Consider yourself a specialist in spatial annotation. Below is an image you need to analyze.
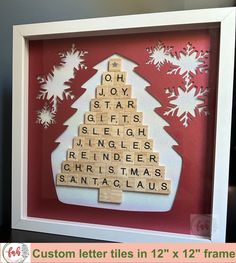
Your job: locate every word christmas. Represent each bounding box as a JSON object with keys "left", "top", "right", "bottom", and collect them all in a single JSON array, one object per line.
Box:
[{"left": 56, "top": 58, "right": 171, "bottom": 203}]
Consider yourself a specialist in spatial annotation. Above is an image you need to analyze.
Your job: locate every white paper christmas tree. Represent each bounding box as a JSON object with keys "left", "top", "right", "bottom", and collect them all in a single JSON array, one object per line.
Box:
[{"left": 52, "top": 54, "right": 182, "bottom": 211}]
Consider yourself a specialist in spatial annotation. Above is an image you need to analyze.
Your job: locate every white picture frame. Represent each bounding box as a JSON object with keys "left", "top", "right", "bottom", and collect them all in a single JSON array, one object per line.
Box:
[{"left": 12, "top": 7, "right": 235, "bottom": 242}]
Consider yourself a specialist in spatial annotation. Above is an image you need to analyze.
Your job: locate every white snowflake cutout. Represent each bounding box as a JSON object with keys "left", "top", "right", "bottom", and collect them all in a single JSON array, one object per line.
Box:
[
  {"left": 146, "top": 41, "right": 173, "bottom": 70},
  {"left": 146, "top": 40, "right": 210, "bottom": 127},
  {"left": 168, "top": 42, "right": 208, "bottom": 84},
  {"left": 36, "top": 105, "right": 56, "bottom": 129},
  {"left": 37, "top": 44, "right": 88, "bottom": 114},
  {"left": 60, "top": 44, "right": 88, "bottom": 71},
  {"left": 164, "top": 86, "right": 209, "bottom": 127}
]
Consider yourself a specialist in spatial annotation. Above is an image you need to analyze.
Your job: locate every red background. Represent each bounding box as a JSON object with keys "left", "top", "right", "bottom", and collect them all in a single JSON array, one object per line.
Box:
[{"left": 28, "top": 29, "right": 219, "bottom": 235}]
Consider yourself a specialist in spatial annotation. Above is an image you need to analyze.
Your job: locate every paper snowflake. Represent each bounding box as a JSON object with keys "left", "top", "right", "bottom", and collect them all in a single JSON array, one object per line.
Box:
[
  {"left": 164, "top": 86, "right": 209, "bottom": 127},
  {"left": 146, "top": 41, "right": 209, "bottom": 127},
  {"left": 37, "top": 44, "right": 88, "bottom": 114},
  {"left": 146, "top": 41, "right": 173, "bottom": 70},
  {"left": 36, "top": 105, "right": 56, "bottom": 129},
  {"left": 167, "top": 42, "right": 208, "bottom": 84}
]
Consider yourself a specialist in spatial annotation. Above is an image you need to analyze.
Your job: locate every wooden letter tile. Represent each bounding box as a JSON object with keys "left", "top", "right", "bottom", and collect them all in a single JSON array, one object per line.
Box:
[
  {"left": 139, "top": 166, "right": 152, "bottom": 177},
  {"left": 82, "top": 137, "right": 93, "bottom": 148},
  {"left": 107, "top": 164, "right": 117, "bottom": 176},
  {"left": 99, "top": 187, "right": 122, "bottom": 203},
  {"left": 101, "top": 99, "right": 114, "bottom": 110},
  {"left": 84, "top": 112, "right": 97, "bottom": 124},
  {"left": 124, "top": 126, "right": 135, "bottom": 138},
  {"left": 83, "top": 163, "right": 95, "bottom": 175},
  {"left": 79, "top": 124, "right": 91, "bottom": 136},
  {"left": 106, "top": 87, "right": 120, "bottom": 98},
  {"left": 56, "top": 174, "right": 67, "bottom": 186},
  {"left": 98, "top": 177, "right": 113, "bottom": 188},
  {"left": 116, "top": 164, "right": 130, "bottom": 176},
  {"left": 73, "top": 136, "right": 84, "bottom": 149},
  {"left": 108, "top": 58, "right": 122, "bottom": 72},
  {"left": 119, "top": 85, "right": 131, "bottom": 98},
  {"left": 67, "top": 149, "right": 78, "bottom": 161},
  {"left": 130, "top": 139, "right": 142, "bottom": 151},
  {"left": 123, "top": 152, "right": 134, "bottom": 164},
  {"left": 157, "top": 179, "right": 171, "bottom": 194},
  {"left": 111, "top": 125, "right": 124, "bottom": 137},
  {"left": 153, "top": 165, "right": 165, "bottom": 178},
  {"left": 130, "top": 112, "right": 143, "bottom": 124},
  {"left": 77, "top": 175, "right": 90, "bottom": 188},
  {"left": 147, "top": 152, "right": 159, "bottom": 164},
  {"left": 125, "top": 99, "right": 137, "bottom": 111},
  {"left": 90, "top": 125, "right": 103, "bottom": 136},
  {"left": 145, "top": 178, "right": 159, "bottom": 193},
  {"left": 122, "top": 177, "right": 136, "bottom": 191},
  {"left": 136, "top": 125, "right": 148, "bottom": 138},
  {"left": 111, "top": 151, "right": 122, "bottom": 163},
  {"left": 118, "top": 139, "right": 130, "bottom": 151},
  {"left": 96, "top": 113, "right": 108, "bottom": 124},
  {"left": 107, "top": 113, "right": 119, "bottom": 125},
  {"left": 92, "top": 163, "right": 106, "bottom": 176},
  {"left": 67, "top": 174, "right": 79, "bottom": 187},
  {"left": 96, "top": 85, "right": 108, "bottom": 98},
  {"left": 102, "top": 72, "right": 114, "bottom": 85},
  {"left": 77, "top": 150, "right": 90, "bottom": 162},
  {"left": 85, "top": 175, "right": 99, "bottom": 188},
  {"left": 118, "top": 113, "right": 130, "bottom": 125},
  {"left": 134, "top": 152, "right": 146, "bottom": 164},
  {"left": 114, "top": 72, "right": 126, "bottom": 85},
  {"left": 61, "top": 161, "right": 75, "bottom": 173},
  {"left": 90, "top": 99, "right": 102, "bottom": 111},
  {"left": 89, "top": 151, "right": 102, "bottom": 162},
  {"left": 141, "top": 139, "right": 153, "bottom": 151},
  {"left": 134, "top": 178, "right": 147, "bottom": 192}
]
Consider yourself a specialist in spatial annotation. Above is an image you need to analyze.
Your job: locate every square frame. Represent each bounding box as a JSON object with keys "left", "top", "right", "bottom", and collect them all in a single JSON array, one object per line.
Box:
[{"left": 12, "top": 7, "right": 235, "bottom": 242}]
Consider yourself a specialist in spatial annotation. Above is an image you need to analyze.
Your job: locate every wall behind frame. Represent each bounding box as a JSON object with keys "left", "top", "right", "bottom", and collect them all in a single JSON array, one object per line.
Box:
[{"left": 0, "top": 0, "right": 235, "bottom": 230}]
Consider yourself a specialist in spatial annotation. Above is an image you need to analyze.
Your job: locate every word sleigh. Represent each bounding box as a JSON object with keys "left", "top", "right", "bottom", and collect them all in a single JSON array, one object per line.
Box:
[{"left": 56, "top": 58, "right": 171, "bottom": 204}]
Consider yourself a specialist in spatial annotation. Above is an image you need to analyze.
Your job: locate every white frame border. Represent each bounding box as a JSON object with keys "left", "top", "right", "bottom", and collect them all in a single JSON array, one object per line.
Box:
[{"left": 12, "top": 7, "right": 235, "bottom": 242}]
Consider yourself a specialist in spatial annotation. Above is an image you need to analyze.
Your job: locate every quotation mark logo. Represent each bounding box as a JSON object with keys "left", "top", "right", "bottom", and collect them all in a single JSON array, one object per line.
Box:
[{"left": 2, "top": 243, "right": 29, "bottom": 263}]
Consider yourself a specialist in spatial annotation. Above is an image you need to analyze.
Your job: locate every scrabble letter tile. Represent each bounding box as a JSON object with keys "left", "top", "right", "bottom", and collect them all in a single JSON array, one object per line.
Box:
[
  {"left": 108, "top": 58, "right": 122, "bottom": 72},
  {"left": 99, "top": 187, "right": 122, "bottom": 203},
  {"left": 102, "top": 72, "right": 114, "bottom": 85}
]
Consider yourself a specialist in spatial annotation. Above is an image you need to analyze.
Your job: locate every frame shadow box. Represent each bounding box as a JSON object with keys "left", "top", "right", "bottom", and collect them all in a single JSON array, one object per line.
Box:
[{"left": 12, "top": 7, "right": 235, "bottom": 242}]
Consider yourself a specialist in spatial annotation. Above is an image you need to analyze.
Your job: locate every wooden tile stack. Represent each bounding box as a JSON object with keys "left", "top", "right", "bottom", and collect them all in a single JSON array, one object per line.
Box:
[{"left": 56, "top": 58, "right": 171, "bottom": 204}]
